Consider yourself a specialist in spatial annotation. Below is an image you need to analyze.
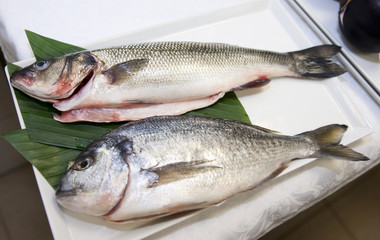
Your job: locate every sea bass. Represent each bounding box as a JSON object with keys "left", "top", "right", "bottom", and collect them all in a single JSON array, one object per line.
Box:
[
  {"left": 11, "top": 42, "right": 346, "bottom": 122},
  {"left": 55, "top": 115, "right": 368, "bottom": 222}
]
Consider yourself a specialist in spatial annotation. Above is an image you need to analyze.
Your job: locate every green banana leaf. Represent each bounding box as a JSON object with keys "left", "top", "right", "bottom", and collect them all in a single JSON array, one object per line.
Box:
[
  {"left": 15, "top": 89, "right": 119, "bottom": 150},
  {"left": 2, "top": 130, "right": 81, "bottom": 189},
  {"left": 18, "top": 88, "right": 250, "bottom": 150},
  {"left": 25, "top": 30, "right": 85, "bottom": 60},
  {"left": 3, "top": 30, "right": 251, "bottom": 189}
]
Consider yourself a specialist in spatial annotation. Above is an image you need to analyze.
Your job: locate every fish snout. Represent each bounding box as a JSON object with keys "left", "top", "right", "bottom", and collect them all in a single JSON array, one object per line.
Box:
[
  {"left": 55, "top": 181, "right": 125, "bottom": 217},
  {"left": 55, "top": 183, "right": 88, "bottom": 215},
  {"left": 10, "top": 69, "right": 37, "bottom": 88}
]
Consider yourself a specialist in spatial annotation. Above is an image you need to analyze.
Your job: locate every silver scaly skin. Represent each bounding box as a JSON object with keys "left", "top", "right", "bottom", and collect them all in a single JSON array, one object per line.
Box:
[
  {"left": 11, "top": 42, "right": 346, "bottom": 122},
  {"left": 54, "top": 42, "right": 298, "bottom": 111},
  {"left": 55, "top": 115, "right": 368, "bottom": 222}
]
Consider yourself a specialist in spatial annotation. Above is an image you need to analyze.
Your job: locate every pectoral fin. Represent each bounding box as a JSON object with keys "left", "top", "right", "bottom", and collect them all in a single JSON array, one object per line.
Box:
[
  {"left": 143, "top": 160, "right": 222, "bottom": 188},
  {"left": 103, "top": 58, "right": 149, "bottom": 84}
]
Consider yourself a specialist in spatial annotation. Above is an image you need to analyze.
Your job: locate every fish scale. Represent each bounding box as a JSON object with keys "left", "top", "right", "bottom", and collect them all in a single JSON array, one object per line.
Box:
[{"left": 92, "top": 42, "right": 274, "bottom": 71}]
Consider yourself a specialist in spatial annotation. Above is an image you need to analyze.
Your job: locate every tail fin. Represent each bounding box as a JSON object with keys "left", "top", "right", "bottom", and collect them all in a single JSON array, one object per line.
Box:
[
  {"left": 290, "top": 45, "right": 346, "bottom": 79},
  {"left": 298, "top": 124, "right": 369, "bottom": 161}
]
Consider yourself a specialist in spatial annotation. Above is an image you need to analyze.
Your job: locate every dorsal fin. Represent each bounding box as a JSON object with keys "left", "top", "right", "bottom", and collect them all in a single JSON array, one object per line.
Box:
[{"left": 249, "top": 124, "right": 279, "bottom": 134}]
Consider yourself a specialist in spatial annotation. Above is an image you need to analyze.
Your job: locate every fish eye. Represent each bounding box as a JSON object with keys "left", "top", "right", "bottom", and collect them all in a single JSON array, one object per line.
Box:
[
  {"left": 33, "top": 60, "right": 50, "bottom": 70},
  {"left": 88, "top": 56, "right": 97, "bottom": 64},
  {"left": 74, "top": 157, "right": 92, "bottom": 171}
]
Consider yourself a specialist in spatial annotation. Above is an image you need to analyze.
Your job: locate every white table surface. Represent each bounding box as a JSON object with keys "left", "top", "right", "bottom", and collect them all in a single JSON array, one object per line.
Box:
[
  {"left": 0, "top": 0, "right": 252, "bottom": 63},
  {"left": 1, "top": 0, "right": 380, "bottom": 239}
]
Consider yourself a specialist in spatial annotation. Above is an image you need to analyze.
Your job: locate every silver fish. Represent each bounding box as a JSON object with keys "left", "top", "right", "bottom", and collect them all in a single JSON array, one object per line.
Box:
[
  {"left": 11, "top": 42, "right": 346, "bottom": 122},
  {"left": 55, "top": 115, "right": 368, "bottom": 222}
]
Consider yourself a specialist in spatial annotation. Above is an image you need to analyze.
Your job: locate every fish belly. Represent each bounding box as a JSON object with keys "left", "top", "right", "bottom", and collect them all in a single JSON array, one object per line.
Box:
[
  {"left": 54, "top": 93, "right": 224, "bottom": 122},
  {"left": 105, "top": 158, "right": 284, "bottom": 222}
]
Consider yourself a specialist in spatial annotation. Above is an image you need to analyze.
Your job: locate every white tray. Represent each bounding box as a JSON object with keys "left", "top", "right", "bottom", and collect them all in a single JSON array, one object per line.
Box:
[
  {"left": 6, "top": 0, "right": 373, "bottom": 239},
  {"left": 290, "top": 0, "right": 380, "bottom": 104}
]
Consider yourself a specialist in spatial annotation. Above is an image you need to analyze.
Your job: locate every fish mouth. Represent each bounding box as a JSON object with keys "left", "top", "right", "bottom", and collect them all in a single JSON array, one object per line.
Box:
[
  {"left": 55, "top": 187, "right": 77, "bottom": 198},
  {"left": 55, "top": 67, "right": 97, "bottom": 104},
  {"left": 11, "top": 79, "right": 61, "bottom": 103},
  {"left": 56, "top": 53, "right": 99, "bottom": 102},
  {"left": 52, "top": 67, "right": 97, "bottom": 112},
  {"left": 55, "top": 179, "right": 79, "bottom": 198},
  {"left": 10, "top": 69, "right": 49, "bottom": 101},
  {"left": 67, "top": 68, "right": 96, "bottom": 99}
]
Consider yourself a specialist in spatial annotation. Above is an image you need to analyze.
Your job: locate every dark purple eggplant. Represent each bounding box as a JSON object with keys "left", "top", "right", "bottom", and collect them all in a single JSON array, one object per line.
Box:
[{"left": 339, "top": 0, "right": 380, "bottom": 52}]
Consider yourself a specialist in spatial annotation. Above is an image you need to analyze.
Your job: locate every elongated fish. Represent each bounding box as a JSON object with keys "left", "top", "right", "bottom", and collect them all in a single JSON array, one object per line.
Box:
[
  {"left": 55, "top": 115, "right": 368, "bottom": 222},
  {"left": 11, "top": 42, "right": 346, "bottom": 122}
]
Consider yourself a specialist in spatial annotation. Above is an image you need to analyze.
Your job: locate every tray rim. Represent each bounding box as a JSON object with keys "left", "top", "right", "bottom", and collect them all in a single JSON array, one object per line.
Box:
[
  {"left": 3, "top": 0, "right": 374, "bottom": 238},
  {"left": 288, "top": 0, "right": 380, "bottom": 104}
]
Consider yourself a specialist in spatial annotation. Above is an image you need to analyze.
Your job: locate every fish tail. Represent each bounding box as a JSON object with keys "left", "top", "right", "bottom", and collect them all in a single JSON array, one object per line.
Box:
[
  {"left": 290, "top": 45, "right": 346, "bottom": 79},
  {"left": 299, "top": 124, "right": 369, "bottom": 161}
]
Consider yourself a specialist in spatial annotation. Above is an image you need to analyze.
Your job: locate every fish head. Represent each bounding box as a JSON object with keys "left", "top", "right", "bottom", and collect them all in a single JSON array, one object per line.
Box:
[
  {"left": 55, "top": 141, "right": 129, "bottom": 216},
  {"left": 10, "top": 51, "right": 98, "bottom": 102}
]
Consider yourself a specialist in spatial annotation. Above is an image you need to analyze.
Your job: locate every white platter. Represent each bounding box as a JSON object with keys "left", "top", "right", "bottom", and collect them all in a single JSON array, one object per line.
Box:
[
  {"left": 290, "top": 0, "right": 380, "bottom": 103},
  {"left": 5, "top": 0, "right": 373, "bottom": 239}
]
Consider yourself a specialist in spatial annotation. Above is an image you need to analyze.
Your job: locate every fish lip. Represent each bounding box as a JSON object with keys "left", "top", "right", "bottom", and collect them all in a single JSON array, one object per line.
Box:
[{"left": 55, "top": 186, "right": 77, "bottom": 198}]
